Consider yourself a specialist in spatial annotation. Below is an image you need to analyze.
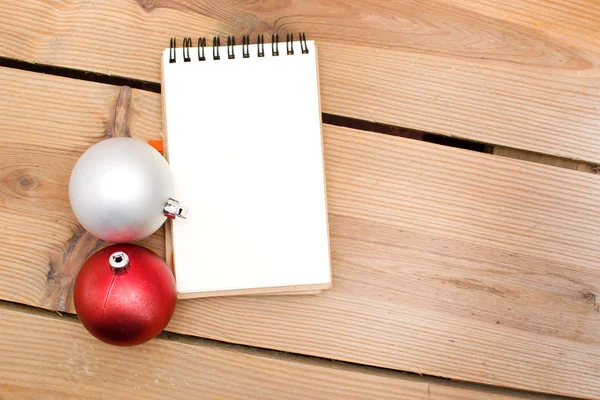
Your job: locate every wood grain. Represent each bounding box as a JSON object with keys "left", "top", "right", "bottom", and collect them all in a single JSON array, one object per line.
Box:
[
  {"left": 1, "top": 0, "right": 599, "bottom": 162},
  {"left": 3, "top": 305, "right": 558, "bottom": 400},
  {"left": 1, "top": 67, "right": 600, "bottom": 397}
]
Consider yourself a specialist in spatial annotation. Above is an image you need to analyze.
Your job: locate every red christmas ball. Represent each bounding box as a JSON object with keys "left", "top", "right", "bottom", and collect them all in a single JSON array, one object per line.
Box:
[{"left": 74, "top": 244, "right": 177, "bottom": 346}]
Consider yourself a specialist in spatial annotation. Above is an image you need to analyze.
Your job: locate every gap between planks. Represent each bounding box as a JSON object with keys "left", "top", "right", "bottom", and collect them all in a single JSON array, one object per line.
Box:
[
  {"left": 1, "top": 56, "right": 596, "bottom": 175},
  {"left": 0, "top": 299, "right": 573, "bottom": 400}
]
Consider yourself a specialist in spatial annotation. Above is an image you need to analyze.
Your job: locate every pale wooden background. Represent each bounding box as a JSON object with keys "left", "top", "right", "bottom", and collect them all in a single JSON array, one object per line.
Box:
[{"left": 0, "top": 0, "right": 599, "bottom": 399}]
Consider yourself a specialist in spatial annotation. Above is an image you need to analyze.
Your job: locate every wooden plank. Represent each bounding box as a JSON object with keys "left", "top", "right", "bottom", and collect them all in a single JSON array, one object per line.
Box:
[
  {"left": 442, "top": 0, "right": 600, "bottom": 42},
  {"left": 1, "top": 67, "right": 600, "bottom": 398},
  {"left": 1, "top": 0, "right": 599, "bottom": 163},
  {"left": 3, "top": 305, "right": 555, "bottom": 400}
]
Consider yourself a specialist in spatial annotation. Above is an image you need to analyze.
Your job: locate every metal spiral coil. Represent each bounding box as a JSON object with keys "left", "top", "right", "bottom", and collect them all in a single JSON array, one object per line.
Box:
[
  {"left": 272, "top": 33, "right": 280, "bottom": 56},
  {"left": 182, "top": 37, "right": 192, "bottom": 62},
  {"left": 168, "top": 33, "right": 309, "bottom": 62},
  {"left": 169, "top": 38, "right": 176, "bottom": 63},
  {"left": 242, "top": 35, "right": 250, "bottom": 58},
  {"left": 198, "top": 37, "right": 206, "bottom": 61},
  {"left": 213, "top": 36, "right": 221, "bottom": 60},
  {"left": 227, "top": 36, "right": 235, "bottom": 59}
]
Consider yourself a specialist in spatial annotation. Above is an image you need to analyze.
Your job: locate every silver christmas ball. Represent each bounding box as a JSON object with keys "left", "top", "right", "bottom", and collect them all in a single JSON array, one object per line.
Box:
[{"left": 69, "top": 137, "right": 186, "bottom": 242}]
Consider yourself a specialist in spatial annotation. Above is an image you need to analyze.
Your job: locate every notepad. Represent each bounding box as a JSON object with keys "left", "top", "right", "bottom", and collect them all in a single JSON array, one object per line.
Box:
[{"left": 162, "top": 35, "right": 331, "bottom": 298}]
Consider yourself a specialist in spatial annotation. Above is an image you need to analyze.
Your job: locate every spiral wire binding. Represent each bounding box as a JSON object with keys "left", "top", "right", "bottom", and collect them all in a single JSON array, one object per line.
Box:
[
  {"left": 272, "top": 34, "right": 280, "bottom": 56},
  {"left": 227, "top": 36, "right": 236, "bottom": 59},
  {"left": 169, "top": 33, "right": 309, "bottom": 62},
  {"left": 242, "top": 35, "right": 250, "bottom": 58},
  {"left": 257, "top": 34, "right": 265, "bottom": 57},
  {"left": 182, "top": 37, "right": 192, "bottom": 62},
  {"left": 213, "top": 37, "right": 221, "bottom": 60},
  {"left": 169, "top": 38, "right": 176, "bottom": 63},
  {"left": 286, "top": 33, "right": 294, "bottom": 55},
  {"left": 198, "top": 37, "right": 206, "bottom": 61},
  {"left": 300, "top": 33, "right": 309, "bottom": 54}
]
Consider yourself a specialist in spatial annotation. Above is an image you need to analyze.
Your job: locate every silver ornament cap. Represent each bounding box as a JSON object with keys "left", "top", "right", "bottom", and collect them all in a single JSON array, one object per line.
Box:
[
  {"left": 69, "top": 137, "right": 187, "bottom": 242},
  {"left": 164, "top": 198, "right": 189, "bottom": 219},
  {"left": 109, "top": 251, "right": 130, "bottom": 274}
]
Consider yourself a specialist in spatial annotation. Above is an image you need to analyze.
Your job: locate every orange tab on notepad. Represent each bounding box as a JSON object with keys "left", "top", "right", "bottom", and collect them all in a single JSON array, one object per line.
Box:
[{"left": 148, "top": 140, "right": 164, "bottom": 154}]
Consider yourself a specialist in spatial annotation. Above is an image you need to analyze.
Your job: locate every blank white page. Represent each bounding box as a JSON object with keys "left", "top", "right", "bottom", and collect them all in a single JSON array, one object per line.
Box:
[{"left": 162, "top": 40, "right": 331, "bottom": 297}]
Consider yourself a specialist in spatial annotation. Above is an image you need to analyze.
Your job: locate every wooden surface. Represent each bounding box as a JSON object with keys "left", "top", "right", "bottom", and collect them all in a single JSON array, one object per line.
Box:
[
  {"left": 1, "top": 0, "right": 600, "bottom": 163},
  {"left": 2, "top": 0, "right": 599, "bottom": 398},
  {"left": 4, "top": 305, "right": 559, "bottom": 400},
  {"left": 1, "top": 67, "right": 600, "bottom": 398}
]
